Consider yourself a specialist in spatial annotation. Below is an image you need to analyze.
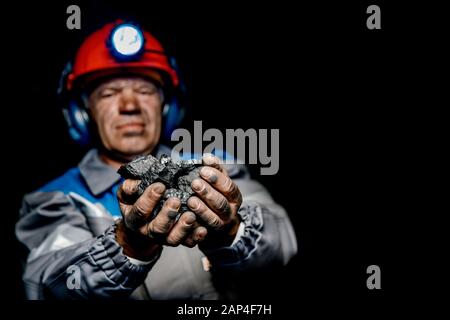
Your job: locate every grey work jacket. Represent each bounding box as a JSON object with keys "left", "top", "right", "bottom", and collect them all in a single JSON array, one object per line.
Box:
[{"left": 16, "top": 146, "right": 297, "bottom": 299}]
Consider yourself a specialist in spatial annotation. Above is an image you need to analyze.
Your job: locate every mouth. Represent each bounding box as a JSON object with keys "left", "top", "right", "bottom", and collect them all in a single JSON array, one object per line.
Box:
[{"left": 116, "top": 122, "right": 145, "bottom": 130}]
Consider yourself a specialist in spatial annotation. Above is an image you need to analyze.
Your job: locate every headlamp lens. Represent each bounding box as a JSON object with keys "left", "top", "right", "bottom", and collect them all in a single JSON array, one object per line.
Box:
[{"left": 111, "top": 24, "right": 144, "bottom": 58}]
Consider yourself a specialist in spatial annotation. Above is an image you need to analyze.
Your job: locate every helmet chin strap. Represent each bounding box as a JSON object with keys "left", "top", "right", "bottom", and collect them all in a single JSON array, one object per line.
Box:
[
  {"left": 162, "top": 103, "right": 170, "bottom": 117},
  {"left": 79, "top": 92, "right": 91, "bottom": 111},
  {"left": 158, "top": 87, "right": 167, "bottom": 116}
]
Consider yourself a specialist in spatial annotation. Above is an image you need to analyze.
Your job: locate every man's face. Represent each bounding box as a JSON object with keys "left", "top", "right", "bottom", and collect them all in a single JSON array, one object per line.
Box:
[{"left": 88, "top": 76, "right": 163, "bottom": 158}]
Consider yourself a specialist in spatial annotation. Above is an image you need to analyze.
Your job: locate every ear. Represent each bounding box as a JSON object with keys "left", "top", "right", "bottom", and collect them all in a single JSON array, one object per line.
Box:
[{"left": 80, "top": 92, "right": 98, "bottom": 120}]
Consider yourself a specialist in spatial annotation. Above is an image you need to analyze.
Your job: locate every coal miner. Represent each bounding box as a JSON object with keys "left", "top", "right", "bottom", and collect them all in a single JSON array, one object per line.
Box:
[{"left": 15, "top": 21, "right": 297, "bottom": 299}]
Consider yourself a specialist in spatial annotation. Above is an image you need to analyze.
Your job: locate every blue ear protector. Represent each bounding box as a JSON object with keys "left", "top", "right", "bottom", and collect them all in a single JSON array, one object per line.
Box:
[
  {"left": 57, "top": 61, "right": 92, "bottom": 147},
  {"left": 58, "top": 57, "right": 186, "bottom": 147}
]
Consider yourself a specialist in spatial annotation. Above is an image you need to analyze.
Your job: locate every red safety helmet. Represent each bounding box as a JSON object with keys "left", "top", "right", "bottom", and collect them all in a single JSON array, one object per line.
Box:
[{"left": 66, "top": 20, "right": 179, "bottom": 91}]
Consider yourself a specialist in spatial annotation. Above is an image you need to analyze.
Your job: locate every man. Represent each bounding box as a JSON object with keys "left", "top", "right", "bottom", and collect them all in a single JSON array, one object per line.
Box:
[{"left": 16, "top": 21, "right": 297, "bottom": 299}]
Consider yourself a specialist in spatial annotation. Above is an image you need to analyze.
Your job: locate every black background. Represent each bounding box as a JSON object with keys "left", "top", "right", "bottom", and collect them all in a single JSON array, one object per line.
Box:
[{"left": 0, "top": 0, "right": 435, "bottom": 316}]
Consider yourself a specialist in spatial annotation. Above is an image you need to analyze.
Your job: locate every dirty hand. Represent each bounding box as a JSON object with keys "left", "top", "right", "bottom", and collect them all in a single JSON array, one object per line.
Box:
[
  {"left": 116, "top": 181, "right": 207, "bottom": 261},
  {"left": 188, "top": 154, "right": 242, "bottom": 249}
]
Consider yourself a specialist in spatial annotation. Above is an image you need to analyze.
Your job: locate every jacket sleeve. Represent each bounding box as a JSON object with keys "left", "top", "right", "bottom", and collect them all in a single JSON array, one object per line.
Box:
[
  {"left": 201, "top": 165, "right": 298, "bottom": 270},
  {"left": 15, "top": 191, "right": 159, "bottom": 299}
]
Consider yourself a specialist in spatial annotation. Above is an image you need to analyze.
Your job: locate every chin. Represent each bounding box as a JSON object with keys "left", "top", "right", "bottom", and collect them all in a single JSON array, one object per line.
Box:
[{"left": 117, "top": 140, "right": 155, "bottom": 157}]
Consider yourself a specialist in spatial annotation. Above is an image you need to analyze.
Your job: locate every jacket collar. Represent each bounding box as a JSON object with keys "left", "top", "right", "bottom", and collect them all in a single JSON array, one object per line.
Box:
[{"left": 78, "top": 145, "right": 172, "bottom": 196}]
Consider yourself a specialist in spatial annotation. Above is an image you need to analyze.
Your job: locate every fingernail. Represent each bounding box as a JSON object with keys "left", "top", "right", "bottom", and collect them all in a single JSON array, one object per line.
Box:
[
  {"left": 198, "top": 227, "right": 207, "bottom": 239},
  {"left": 200, "top": 167, "right": 213, "bottom": 178},
  {"left": 188, "top": 197, "right": 200, "bottom": 210},
  {"left": 168, "top": 198, "right": 181, "bottom": 210},
  {"left": 153, "top": 183, "right": 165, "bottom": 194},
  {"left": 124, "top": 179, "right": 139, "bottom": 193},
  {"left": 203, "top": 153, "right": 213, "bottom": 159},
  {"left": 203, "top": 153, "right": 216, "bottom": 164},
  {"left": 192, "top": 179, "right": 203, "bottom": 191},
  {"left": 184, "top": 212, "right": 196, "bottom": 224}
]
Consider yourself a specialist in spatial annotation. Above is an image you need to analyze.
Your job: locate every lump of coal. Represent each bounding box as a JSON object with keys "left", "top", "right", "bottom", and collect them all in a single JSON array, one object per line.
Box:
[{"left": 118, "top": 154, "right": 202, "bottom": 216}]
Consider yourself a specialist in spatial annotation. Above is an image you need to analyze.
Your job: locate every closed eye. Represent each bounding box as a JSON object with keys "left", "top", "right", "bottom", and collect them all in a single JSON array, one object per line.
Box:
[
  {"left": 136, "top": 87, "right": 158, "bottom": 95},
  {"left": 99, "top": 89, "right": 119, "bottom": 98}
]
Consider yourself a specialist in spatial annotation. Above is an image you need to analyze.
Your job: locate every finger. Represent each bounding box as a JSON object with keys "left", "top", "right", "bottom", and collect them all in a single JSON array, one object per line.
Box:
[
  {"left": 187, "top": 196, "right": 225, "bottom": 230},
  {"left": 199, "top": 167, "right": 242, "bottom": 205},
  {"left": 183, "top": 225, "right": 208, "bottom": 248},
  {"left": 143, "top": 197, "right": 181, "bottom": 237},
  {"left": 166, "top": 211, "right": 196, "bottom": 246},
  {"left": 117, "top": 179, "right": 141, "bottom": 205},
  {"left": 181, "top": 221, "right": 203, "bottom": 247},
  {"left": 202, "top": 154, "right": 227, "bottom": 175},
  {"left": 192, "top": 179, "right": 231, "bottom": 218},
  {"left": 123, "top": 182, "right": 165, "bottom": 231},
  {"left": 191, "top": 178, "right": 232, "bottom": 218}
]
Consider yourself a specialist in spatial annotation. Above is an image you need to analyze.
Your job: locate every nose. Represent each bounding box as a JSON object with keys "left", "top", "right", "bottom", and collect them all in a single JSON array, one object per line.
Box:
[{"left": 119, "top": 87, "right": 141, "bottom": 115}]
